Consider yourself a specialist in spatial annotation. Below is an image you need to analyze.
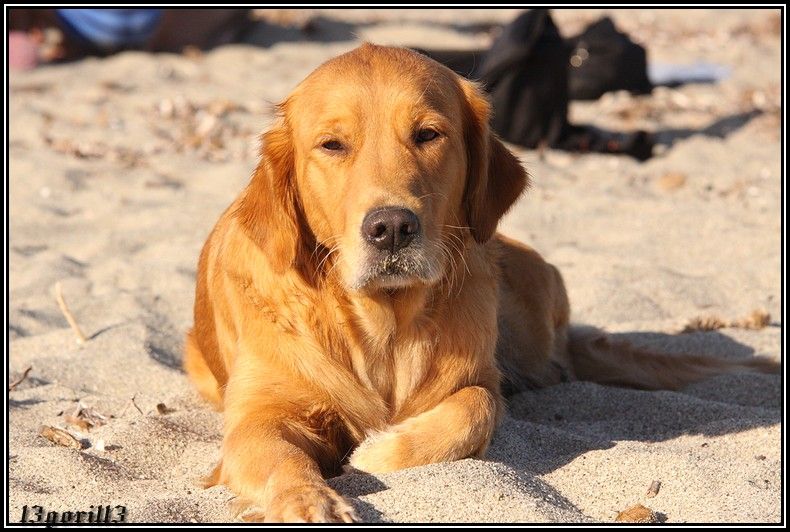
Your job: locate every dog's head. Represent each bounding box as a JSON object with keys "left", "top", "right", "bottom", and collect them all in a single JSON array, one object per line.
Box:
[{"left": 238, "top": 43, "right": 528, "bottom": 292}]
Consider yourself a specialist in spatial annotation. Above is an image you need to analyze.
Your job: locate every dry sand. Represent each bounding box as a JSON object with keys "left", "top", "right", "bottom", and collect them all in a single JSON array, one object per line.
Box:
[{"left": 8, "top": 9, "right": 782, "bottom": 523}]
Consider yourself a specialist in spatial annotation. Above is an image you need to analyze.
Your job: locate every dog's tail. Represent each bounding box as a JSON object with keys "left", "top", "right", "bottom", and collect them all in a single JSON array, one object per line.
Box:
[{"left": 567, "top": 326, "right": 779, "bottom": 390}]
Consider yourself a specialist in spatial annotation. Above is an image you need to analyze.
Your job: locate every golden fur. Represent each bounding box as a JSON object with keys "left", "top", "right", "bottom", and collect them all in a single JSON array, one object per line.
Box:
[{"left": 184, "top": 44, "right": 777, "bottom": 522}]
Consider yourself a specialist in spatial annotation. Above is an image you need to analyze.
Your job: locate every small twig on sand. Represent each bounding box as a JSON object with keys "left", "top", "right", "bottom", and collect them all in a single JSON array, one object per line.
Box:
[
  {"left": 8, "top": 365, "right": 32, "bottom": 391},
  {"left": 118, "top": 394, "right": 145, "bottom": 418},
  {"left": 55, "top": 282, "right": 88, "bottom": 345},
  {"left": 130, "top": 394, "right": 144, "bottom": 415}
]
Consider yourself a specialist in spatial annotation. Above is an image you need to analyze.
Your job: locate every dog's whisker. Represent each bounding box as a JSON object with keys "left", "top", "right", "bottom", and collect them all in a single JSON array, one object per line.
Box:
[
  {"left": 318, "top": 244, "right": 342, "bottom": 276},
  {"left": 416, "top": 191, "right": 449, "bottom": 202},
  {"left": 437, "top": 242, "right": 453, "bottom": 295},
  {"left": 440, "top": 232, "right": 470, "bottom": 296},
  {"left": 310, "top": 234, "right": 343, "bottom": 270},
  {"left": 443, "top": 224, "right": 472, "bottom": 231},
  {"left": 437, "top": 240, "right": 460, "bottom": 297}
]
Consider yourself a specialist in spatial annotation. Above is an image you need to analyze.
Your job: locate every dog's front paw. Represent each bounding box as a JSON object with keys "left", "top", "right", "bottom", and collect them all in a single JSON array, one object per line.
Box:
[
  {"left": 349, "top": 429, "right": 412, "bottom": 474},
  {"left": 241, "top": 484, "right": 357, "bottom": 523}
]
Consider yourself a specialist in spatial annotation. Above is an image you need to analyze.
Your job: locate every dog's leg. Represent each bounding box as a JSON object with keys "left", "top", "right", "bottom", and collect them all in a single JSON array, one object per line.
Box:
[
  {"left": 219, "top": 411, "right": 356, "bottom": 523},
  {"left": 222, "top": 423, "right": 355, "bottom": 522},
  {"left": 183, "top": 330, "right": 224, "bottom": 408},
  {"left": 348, "top": 385, "right": 500, "bottom": 474},
  {"left": 219, "top": 369, "right": 356, "bottom": 523}
]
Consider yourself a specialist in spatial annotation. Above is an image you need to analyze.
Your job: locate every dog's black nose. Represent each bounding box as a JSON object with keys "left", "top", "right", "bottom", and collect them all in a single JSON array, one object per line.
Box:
[{"left": 362, "top": 207, "right": 420, "bottom": 253}]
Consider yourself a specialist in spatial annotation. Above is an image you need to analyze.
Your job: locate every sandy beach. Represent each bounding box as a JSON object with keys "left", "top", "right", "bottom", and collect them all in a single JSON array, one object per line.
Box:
[{"left": 8, "top": 9, "right": 781, "bottom": 523}]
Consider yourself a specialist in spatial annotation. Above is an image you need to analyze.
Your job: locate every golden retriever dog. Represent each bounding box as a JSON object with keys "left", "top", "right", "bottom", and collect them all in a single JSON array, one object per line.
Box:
[{"left": 184, "top": 43, "right": 777, "bottom": 522}]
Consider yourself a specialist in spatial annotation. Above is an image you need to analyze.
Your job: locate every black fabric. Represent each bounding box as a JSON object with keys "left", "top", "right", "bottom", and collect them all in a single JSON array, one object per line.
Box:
[
  {"left": 567, "top": 16, "right": 653, "bottom": 100},
  {"left": 553, "top": 125, "right": 654, "bottom": 162},
  {"left": 416, "top": 9, "right": 655, "bottom": 160},
  {"left": 474, "top": 9, "right": 571, "bottom": 149}
]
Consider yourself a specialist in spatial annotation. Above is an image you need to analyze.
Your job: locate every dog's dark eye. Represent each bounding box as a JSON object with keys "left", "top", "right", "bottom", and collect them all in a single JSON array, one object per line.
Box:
[
  {"left": 321, "top": 140, "right": 344, "bottom": 152},
  {"left": 415, "top": 128, "right": 440, "bottom": 144}
]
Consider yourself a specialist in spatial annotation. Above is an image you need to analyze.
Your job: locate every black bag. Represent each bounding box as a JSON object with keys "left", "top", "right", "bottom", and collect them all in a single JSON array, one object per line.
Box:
[
  {"left": 416, "top": 9, "right": 654, "bottom": 161},
  {"left": 473, "top": 9, "right": 571, "bottom": 149},
  {"left": 567, "top": 16, "right": 653, "bottom": 100}
]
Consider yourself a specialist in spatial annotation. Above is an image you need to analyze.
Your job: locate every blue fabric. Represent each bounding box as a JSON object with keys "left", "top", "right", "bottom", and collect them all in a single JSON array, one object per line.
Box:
[{"left": 56, "top": 9, "right": 163, "bottom": 50}]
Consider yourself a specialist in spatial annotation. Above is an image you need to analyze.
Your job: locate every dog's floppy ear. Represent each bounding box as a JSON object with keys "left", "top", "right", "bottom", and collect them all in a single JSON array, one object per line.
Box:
[
  {"left": 461, "top": 80, "right": 529, "bottom": 243},
  {"left": 236, "top": 107, "right": 308, "bottom": 273}
]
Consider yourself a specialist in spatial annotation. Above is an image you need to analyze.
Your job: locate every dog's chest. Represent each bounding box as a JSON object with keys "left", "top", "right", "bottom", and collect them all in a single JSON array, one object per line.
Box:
[{"left": 345, "top": 296, "right": 440, "bottom": 413}]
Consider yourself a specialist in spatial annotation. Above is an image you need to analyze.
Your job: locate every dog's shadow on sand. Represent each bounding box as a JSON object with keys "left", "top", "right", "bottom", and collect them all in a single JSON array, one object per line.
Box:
[{"left": 488, "top": 328, "right": 780, "bottom": 478}]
